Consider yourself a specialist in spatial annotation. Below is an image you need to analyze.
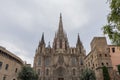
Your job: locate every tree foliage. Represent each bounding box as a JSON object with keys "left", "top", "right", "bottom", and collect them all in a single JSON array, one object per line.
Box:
[
  {"left": 117, "top": 65, "right": 120, "bottom": 75},
  {"left": 102, "top": 66, "right": 110, "bottom": 80},
  {"left": 18, "top": 66, "right": 38, "bottom": 80},
  {"left": 103, "top": 0, "right": 120, "bottom": 45},
  {"left": 80, "top": 68, "right": 96, "bottom": 80}
]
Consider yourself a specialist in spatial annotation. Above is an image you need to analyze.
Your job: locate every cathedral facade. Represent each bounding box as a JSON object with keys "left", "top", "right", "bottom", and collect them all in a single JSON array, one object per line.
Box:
[{"left": 33, "top": 14, "right": 86, "bottom": 80}]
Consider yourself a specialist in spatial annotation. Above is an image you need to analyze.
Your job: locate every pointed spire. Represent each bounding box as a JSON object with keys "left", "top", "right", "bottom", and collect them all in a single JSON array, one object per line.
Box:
[
  {"left": 41, "top": 33, "right": 45, "bottom": 44},
  {"left": 77, "top": 33, "right": 81, "bottom": 45},
  {"left": 58, "top": 13, "right": 64, "bottom": 36},
  {"left": 39, "top": 33, "right": 45, "bottom": 47}
]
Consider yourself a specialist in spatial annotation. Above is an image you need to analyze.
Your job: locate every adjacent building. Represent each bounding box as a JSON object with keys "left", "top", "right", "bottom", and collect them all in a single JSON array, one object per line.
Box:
[
  {"left": 0, "top": 46, "right": 24, "bottom": 80},
  {"left": 84, "top": 37, "right": 113, "bottom": 80},
  {"left": 108, "top": 45, "right": 120, "bottom": 72}
]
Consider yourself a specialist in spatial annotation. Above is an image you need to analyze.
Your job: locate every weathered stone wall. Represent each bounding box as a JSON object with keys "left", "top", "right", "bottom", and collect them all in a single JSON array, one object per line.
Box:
[{"left": 0, "top": 46, "right": 24, "bottom": 80}]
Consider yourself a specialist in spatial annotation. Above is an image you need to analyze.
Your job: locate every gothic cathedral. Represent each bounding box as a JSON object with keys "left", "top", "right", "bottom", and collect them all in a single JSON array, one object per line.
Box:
[{"left": 33, "top": 14, "right": 86, "bottom": 80}]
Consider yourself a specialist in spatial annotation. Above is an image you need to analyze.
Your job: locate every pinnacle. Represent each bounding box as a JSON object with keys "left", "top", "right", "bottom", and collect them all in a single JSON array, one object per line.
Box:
[
  {"left": 39, "top": 33, "right": 45, "bottom": 46},
  {"left": 77, "top": 33, "right": 82, "bottom": 45},
  {"left": 57, "top": 13, "right": 64, "bottom": 37}
]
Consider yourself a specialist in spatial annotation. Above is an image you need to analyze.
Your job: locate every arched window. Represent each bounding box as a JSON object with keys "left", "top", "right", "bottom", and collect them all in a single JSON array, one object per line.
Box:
[
  {"left": 105, "top": 54, "right": 107, "bottom": 57},
  {"left": 60, "top": 39, "right": 62, "bottom": 48},
  {"left": 106, "top": 63, "right": 109, "bottom": 66},
  {"left": 99, "top": 54, "right": 102, "bottom": 57},
  {"left": 46, "top": 69, "right": 49, "bottom": 75},
  {"left": 3, "top": 76, "right": 6, "bottom": 80},
  {"left": 38, "top": 69, "right": 40, "bottom": 75},
  {"left": 0, "top": 61, "right": 3, "bottom": 69},
  {"left": 38, "top": 57, "right": 41, "bottom": 65},
  {"left": 45, "top": 57, "right": 50, "bottom": 66},
  {"left": 72, "top": 57, "right": 76, "bottom": 65},
  {"left": 102, "top": 63, "right": 104, "bottom": 66},
  {"left": 15, "top": 68, "right": 18, "bottom": 73},
  {"left": 80, "top": 59, "right": 83, "bottom": 65},
  {"left": 73, "top": 69, "right": 76, "bottom": 75},
  {"left": 5, "top": 64, "right": 9, "bottom": 70}
]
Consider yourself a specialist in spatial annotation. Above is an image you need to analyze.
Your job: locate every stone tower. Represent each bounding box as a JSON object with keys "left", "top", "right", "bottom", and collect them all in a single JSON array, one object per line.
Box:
[{"left": 33, "top": 14, "right": 86, "bottom": 80}]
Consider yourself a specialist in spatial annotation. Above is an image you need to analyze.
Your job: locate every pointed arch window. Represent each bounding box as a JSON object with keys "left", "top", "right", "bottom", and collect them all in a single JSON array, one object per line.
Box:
[
  {"left": 38, "top": 69, "right": 40, "bottom": 75},
  {"left": 5, "top": 64, "right": 9, "bottom": 70},
  {"left": 46, "top": 69, "right": 49, "bottom": 75},
  {"left": 71, "top": 57, "right": 76, "bottom": 65},
  {"left": 38, "top": 57, "right": 41, "bottom": 65},
  {"left": 0, "top": 61, "right": 3, "bottom": 69},
  {"left": 80, "top": 59, "right": 83, "bottom": 65},
  {"left": 60, "top": 39, "right": 62, "bottom": 48},
  {"left": 45, "top": 57, "right": 50, "bottom": 66},
  {"left": 73, "top": 69, "right": 76, "bottom": 75}
]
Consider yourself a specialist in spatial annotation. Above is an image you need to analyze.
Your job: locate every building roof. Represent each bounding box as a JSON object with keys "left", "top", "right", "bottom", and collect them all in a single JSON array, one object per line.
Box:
[{"left": 0, "top": 46, "right": 24, "bottom": 65}]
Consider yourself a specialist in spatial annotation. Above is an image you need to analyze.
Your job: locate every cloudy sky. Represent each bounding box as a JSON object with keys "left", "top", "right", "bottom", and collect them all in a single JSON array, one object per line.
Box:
[{"left": 0, "top": 0, "right": 110, "bottom": 65}]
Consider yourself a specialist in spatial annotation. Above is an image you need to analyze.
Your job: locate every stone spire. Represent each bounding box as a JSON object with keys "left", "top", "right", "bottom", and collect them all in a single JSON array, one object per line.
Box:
[
  {"left": 39, "top": 33, "right": 45, "bottom": 47},
  {"left": 57, "top": 13, "right": 64, "bottom": 37},
  {"left": 76, "top": 33, "right": 82, "bottom": 47},
  {"left": 41, "top": 33, "right": 45, "bottom": 44},
  {"left": 77, "top": 33, "right": 81, "bottom": 44}
]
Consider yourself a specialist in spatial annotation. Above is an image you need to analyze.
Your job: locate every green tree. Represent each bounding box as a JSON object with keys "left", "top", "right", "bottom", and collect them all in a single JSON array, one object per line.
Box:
[
  {"left": 102, "top": 66, "right": 110, "bottom": 80},
  {"left": 103, "top": 0, "right": 120, "bottom": 45},
  {"left": 80, "top": 68, "right": 96, "bottom": 80},
  {"left": 18, "top": 66, "right": 38, "bottom": 80},
  {"left": 117, "top": 65, "right": 120, "bottom": 75}
]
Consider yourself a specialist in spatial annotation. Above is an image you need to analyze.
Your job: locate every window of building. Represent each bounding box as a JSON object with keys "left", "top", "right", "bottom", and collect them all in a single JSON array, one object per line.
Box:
[
  {"left": 93, "top": 64, "right": 94, "bottom": 67},
  {"left": 73, "top": 69, "right": 75, "bottom": 75},
  {"left": 0, "top": 61, "right": 3, "bottom": 69},
  {"left": 45, "top": 57, "right": 50, "bottom": 66},
  {"left": 80, "top": 59, "right": 83, "bottom": 65},
  {"left": 88, "top": 62, "right": 90, "bottom": 66},
  {"left": 112, "top": 48, "right": 115, "bottom": 53},
  {"left": 96, "top": 64, "right": 97, "bottom": 67},
  {"left": 5, "top": 64, "right": 9, "bottom": 70},
  {"left": 38, "top": 69, "right": 40, "bottom": 75},
  {"left": 101, "top": 63, "right": 104, "bottom": 66},
  {"left": 46, "top": 69, "right": 49, "bottom": 75},
  {"left": 15, "top": 68, "right": 18, "bottom": 73},
  {"left": 60, "top": 39, "right": 62, "bottom": 48},
  {"left": 99, "top": 54, "right": 102, "bottom": 57},
  {"left": 106, "top": 63, "right": 109, "bottom": 66},
  {"left": 105, "top": 54, "right": 107, "bottom": 57},
  {"left": 72, "top": 57, "right": 76, "bottom": 65},
  {"left": 3, "top": 76, "right": 6, "bottom": 80},
  {"left": 38, "top": 57, "right": 41, "bottom": 65},
  {"left": 107, "top": 48, "right": 110, "bottom": 53}
]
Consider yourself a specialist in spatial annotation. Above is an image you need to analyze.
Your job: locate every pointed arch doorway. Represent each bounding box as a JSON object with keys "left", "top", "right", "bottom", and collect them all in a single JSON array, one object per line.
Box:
[
  {"left": 58, "top": 78, "right": 64, "bottom": 80},
  {"left": 53, "top": 67, "right": 66, "bottom": 80}
]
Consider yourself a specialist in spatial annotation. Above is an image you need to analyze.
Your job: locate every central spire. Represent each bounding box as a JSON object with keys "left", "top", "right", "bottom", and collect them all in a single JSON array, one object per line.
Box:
[{"left": 57, "top": 13, "right": 64, "bottom": 37}]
